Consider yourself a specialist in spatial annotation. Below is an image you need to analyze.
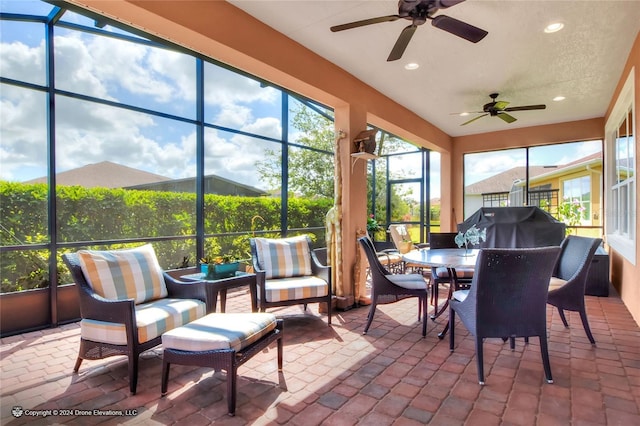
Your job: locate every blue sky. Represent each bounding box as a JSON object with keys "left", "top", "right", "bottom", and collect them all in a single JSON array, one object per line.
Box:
[
  {"left": 0, "top": 2, "right": 285, "bottom": 189},
  {"left": 1, "top": 1, "right": 602, "bottom": 198}
]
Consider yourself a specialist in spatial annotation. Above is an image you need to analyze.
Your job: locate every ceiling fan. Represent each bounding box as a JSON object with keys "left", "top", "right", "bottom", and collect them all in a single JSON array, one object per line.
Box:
[
  {"left": 458, "top": 93, "right": 547, "bottom": 126},
  {"left": 330, "top": 0, "right": 488, "bottom": 62}
]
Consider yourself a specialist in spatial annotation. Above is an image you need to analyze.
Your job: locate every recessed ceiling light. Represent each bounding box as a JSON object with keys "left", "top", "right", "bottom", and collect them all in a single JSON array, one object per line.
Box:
[
  {"left": 459, "top": 112, "right": 469, "bottom": 117},
  {"left": 544, "top": 22, "right": 564, "bottom": 33},
  {"left": 553, "top": 96, "right": 566, "bottom": 102},
  {"left": 404, "top": 62, "right": 419, "bottom": 70}
]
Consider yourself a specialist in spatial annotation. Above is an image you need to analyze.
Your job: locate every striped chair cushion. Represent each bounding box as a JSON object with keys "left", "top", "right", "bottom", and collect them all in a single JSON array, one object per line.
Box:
[
  {"left": 452, "top": 289, "right": 470, "bottom": 302},
  {"left": 162, "top": 313, "right": 277, "bottom": 352},
  {"left": 80, "top": 298, "right": 206, "bottom": 345},
  {"left": 549, "top": 276, "right": 568, "bottom": 291},
  {"left": 254, "top": 236, "right": 312, "bottom": 279},
  {"left": 434, "top": 266, "right": 475, "bottom": 279},
  {"left": 77, "top": 244, "right": 167, "bottom": 304},
  {"left": 262, "top": 276, "right": 328, "bottom": 303}
]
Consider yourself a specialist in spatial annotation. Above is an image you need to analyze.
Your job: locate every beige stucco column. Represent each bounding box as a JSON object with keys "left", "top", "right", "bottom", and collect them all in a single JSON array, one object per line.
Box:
[{"left": 331, "top": 104, "right": 368, "bottom": 308}]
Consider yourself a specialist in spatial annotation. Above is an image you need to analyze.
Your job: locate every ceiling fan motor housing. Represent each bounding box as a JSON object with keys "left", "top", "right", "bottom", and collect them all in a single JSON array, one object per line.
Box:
[
  {"left": 399, "top": 0, "right": 464, "bottom": 18},
  {"left": 398, "top": 1, "right": 432, "bottom": 24}
]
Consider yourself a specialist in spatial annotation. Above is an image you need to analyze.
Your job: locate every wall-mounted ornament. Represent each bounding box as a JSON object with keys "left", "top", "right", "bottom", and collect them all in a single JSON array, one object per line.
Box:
[
  {"left": 350, "top": 129, "right": 380, "bottom": 173},
  {"left": 353, "top": 129, "right": 378, "bottom": 155}
]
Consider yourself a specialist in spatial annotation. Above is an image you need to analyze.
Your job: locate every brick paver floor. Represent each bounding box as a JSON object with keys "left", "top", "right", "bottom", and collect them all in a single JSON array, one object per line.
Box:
[{"left": 1, "top": 284, "right": 639, "bottom": 425}]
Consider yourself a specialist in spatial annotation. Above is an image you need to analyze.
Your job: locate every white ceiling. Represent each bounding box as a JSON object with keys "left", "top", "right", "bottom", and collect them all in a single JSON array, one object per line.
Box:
[{"left": 228, "top": 0, "right": 640, "bottom": 137}]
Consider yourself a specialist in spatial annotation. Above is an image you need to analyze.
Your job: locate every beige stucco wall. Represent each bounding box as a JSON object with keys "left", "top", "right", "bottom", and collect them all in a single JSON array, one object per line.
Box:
[{"left": 65, "top": 1, "right": 639, "bottom": 323}]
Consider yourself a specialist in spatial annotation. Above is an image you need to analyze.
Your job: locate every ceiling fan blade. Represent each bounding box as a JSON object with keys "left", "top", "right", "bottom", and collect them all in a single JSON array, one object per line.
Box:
[
  {"left": 438, "top": 0, "right": 467, "bottom": 7},
  {"left": 330, "top": 15, "right": 400, "bottom": 32},
  {"left": 387, "top": 24, "right": 417, "bottom": 62},
  {"left": 450, "top": 111, "right": 484, "bottom": 115},
  {"left": 498, "top": 112, "right": 517, "bottom": 123},
  {"left": 431, "top": 15, "right": 488, "bottom": 43},
  {"left": 494, "top": 101, "right": 510, "bottom": 110},
  {"left": 461, "top": 113, "right": 488, "bottom": 126},
  {"left": 504, "top": 104, "right": 547, "bottom": 112}
]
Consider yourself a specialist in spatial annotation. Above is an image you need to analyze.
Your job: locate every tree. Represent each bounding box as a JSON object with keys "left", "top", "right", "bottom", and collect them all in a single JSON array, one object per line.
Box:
[
  {"left": 256, "top": 102, "right": 335, "bottom": 198},
  {"left": 367, "top": 133, "right": 420, "bottom": 224}
]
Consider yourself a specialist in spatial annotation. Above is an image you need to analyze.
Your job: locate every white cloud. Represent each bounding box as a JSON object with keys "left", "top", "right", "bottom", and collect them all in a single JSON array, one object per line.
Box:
[
  {"left": 0, "top": 87, "right": 47, "bottom": 180},
  {"left": 241, "top": 117, "right": 281, "bottom": 139},
  {"left": 214, "top": 104, "right": 253, "bottom": 129},
  {"left": 0, "top": 40, "right": 45, "bottom": 85},
  {"left": 54, "top": 34, "right": 113, "bottom": 100},
  {"left": 204, "top": 63, "right": 278, "bottom": 106}
]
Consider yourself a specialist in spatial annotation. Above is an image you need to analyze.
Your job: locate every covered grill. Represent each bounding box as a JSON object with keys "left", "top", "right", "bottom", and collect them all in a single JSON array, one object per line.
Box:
[{"left": 458, "top": 206, "right": 566, "bottom": 248}]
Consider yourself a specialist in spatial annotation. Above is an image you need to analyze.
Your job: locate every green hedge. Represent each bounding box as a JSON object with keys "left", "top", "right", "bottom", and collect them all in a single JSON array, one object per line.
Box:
[{"left": 0, "top": 182, "right": 333, "bottom": 293}]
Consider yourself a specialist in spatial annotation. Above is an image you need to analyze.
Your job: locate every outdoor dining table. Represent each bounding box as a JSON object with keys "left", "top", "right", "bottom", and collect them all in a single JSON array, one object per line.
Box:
[{"left": 403, "top": 248, "right": 480, "bottom": 339}]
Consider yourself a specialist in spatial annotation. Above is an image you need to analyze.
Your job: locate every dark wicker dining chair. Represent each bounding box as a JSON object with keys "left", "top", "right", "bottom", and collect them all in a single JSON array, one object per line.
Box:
[
  {"left": 547, "top": 235, "right": 602, "bottom": 344},
  {"left": 449, "top": 246, "right": 561, "bottom": 385},
  {"left": 358, "top": 236, "right": 429, "bottom": 337},
  {"left": 428, "top": 232, "right": 474, "bottom": 318}
]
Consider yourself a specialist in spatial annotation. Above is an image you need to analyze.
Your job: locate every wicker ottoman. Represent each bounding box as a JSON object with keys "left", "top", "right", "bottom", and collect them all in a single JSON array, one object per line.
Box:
[{"left": 161, "top": 312, "right": 283, "bottom": 416}]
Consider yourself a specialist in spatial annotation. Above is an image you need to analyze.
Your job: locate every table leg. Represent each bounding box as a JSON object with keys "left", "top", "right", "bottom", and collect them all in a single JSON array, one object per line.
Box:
[
  {"left": 220, "top": 289, "right": 227, "bottom": 313},
  {"left": 430, "top": 266, "right": 456, "bottom": 320},
  {"left": 437, "top": 268, "right": 457, "bottom": 340}
]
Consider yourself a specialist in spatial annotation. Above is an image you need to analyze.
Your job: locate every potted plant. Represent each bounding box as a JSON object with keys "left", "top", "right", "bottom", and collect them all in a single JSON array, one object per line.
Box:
[
  {"left": 200, "top": 254, "right": 240, "bottom": 280},
  {"left": 366, "top": 214, "right": 381, "bottom": 240}
]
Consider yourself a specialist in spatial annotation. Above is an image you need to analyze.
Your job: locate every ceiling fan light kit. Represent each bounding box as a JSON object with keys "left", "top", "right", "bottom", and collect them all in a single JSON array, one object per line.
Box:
[{"left": 330, "top": 0, "right": 487, "bottom": 62}]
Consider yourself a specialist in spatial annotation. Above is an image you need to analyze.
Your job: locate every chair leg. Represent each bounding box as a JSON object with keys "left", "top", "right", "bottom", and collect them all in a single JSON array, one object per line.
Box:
[
  {"left": 509, "top": 337, "right": 515, "bottom": 350},
  {"left": 557, "top": 307, "right": 569, "bottom": 327},
  {"left": 128, "top": 354, "right": 139, "bottom": 394},
  {"left": 579, "top": 308, "right": 596, "bottom": 344},
  {"left": 227, "top": 363, "right": 238, "bottom": 416},
  {"left": 476, "top": 336, "right": 485, "bottom": 385},
  {"left": 421, "top": 296, "right": 427, "bottom": 337},
  {"left": 277, "top": 334, "right": 283, "bottom": 371},
  {"left": 449, "top": 308, "right": 455, "bottom": 351},
  {"left": 73, "top": 356, "right": 83, "bottom": 372},
  {"left": 161, "top": 361, "right": 170, "bottom": 395},
  {"left": 539, "top": 335, "right": 553, "bottom": 384},
  {"left": 430, "top": 283, "right": 439, "bottom": 320},
  {"left": 363, "top": 302, "right": 377, "bottom": 334}
]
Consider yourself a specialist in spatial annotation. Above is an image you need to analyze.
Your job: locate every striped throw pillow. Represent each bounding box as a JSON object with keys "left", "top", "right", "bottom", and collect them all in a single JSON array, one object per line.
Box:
[
  {"left": 77, "top": 244, "right": 168, "bottom": 304},
  {"left": 254, "top": 236, "right": 312, "bottom": 279}
]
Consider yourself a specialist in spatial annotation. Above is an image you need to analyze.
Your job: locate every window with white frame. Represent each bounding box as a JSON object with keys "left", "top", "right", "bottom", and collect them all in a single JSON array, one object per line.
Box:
[
  {"left": 605, "top": 68, "right": 636, "bottom": 264},
  {"left": 561, "top": 176, "right": 591, "bottom": 225}
]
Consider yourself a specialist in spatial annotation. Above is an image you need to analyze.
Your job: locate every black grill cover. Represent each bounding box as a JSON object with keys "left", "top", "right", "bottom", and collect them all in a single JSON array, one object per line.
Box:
[{"left": 458, "top": 207, "right": 566, "bottom": 248}]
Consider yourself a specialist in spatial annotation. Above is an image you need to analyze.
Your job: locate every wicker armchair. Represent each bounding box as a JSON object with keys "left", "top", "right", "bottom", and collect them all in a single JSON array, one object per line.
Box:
[
  {"left": 388, "top": 224, "right": 428, "bottom": 273},
  {"left": 250, "top": 235, "right": 332, "bottom": 325},
  {"left": 63, "top": 248, "right": 210, "bottom": 394},
  {"left": 449, "top": 246, "right": 561, "bottom": 385},
  {"left": 358, "top": 236, "right": 429, "bottom": 337},
  {"left": 547, "top": 235, "right": 602, "bottom": 344}
]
